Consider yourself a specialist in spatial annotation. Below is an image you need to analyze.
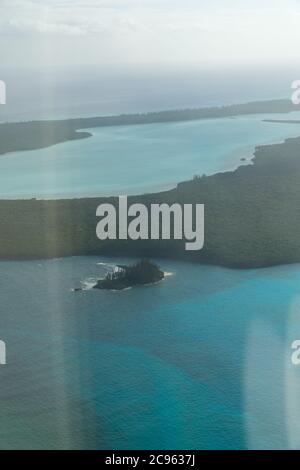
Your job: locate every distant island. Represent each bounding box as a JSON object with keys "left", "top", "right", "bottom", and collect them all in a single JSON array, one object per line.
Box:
[
  {"left": 0, "top": 99, "right": 299, "bottom": 155},
  {"left": 1, "top": 99, "right": 300, "bottom": 269},
  {"left": 93, "top": 260, "right": 164, "bottom": 290}
]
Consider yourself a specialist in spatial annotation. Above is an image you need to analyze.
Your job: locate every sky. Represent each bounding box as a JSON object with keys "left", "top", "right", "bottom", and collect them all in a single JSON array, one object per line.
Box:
[{"left": 0, "top": 0, "right": 300, "bottom": 69}]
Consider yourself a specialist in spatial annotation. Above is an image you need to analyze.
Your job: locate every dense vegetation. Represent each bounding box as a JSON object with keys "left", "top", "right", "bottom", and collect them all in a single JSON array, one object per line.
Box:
[
  {"left": 1, "top": 99, "right": 300, "bottom": 268},
  {"left": 94, "top": 260, "right": 164, "bottom": 290},
  {"left": 0, "top": 99, "right": 297, "bottom": 155},
  {"left": 0, "top": 131, "right": 300, "bottom": 268}
]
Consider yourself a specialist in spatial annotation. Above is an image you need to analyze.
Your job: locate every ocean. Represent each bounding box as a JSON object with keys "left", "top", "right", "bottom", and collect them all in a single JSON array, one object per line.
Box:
[
  {"left": 1, "top": 65, "right": 300, "bottom": 449},
  {"left": 1, "top": 112, "right": 300, "bottom": 198},
  {"left": 0, "top": 256, "right": 299, "bottom": 449}
]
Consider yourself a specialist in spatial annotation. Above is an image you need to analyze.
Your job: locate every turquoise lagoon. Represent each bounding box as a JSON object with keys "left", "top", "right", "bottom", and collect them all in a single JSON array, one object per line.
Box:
[
  {"left": 0, "top": 112, "right": 300, "bottom": 449},
  {"left": 1, "top": 112, "right": 300, "bottom": 198}
]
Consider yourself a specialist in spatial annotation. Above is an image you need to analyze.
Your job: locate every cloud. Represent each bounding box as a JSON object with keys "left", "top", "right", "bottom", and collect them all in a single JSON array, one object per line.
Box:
[
  {"left": 4, "top": 19, "right": 86, "bottom": 36},
  {"left": 1, "top": 0, "right": 300, "bottom": 67}
]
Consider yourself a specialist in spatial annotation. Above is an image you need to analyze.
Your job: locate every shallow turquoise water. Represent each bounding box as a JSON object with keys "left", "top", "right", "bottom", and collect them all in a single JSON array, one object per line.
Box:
[
  {"left": 1, "top": 110, "right": 300, "bottom": 449},
  {"left": 0, "top": 256, "right": 299, "bottom": 449},
  {"left": 1, "top": 112, "right": 300, "bottom": 198}
]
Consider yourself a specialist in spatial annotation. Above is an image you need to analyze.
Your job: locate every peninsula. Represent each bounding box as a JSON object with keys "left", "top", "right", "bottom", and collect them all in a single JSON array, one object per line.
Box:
[
  {"left": 0, "top": 99, "right": 298, "bottom": 156},
  {"left": 0, "top": 100, "right": 300, "bottom": 268}
]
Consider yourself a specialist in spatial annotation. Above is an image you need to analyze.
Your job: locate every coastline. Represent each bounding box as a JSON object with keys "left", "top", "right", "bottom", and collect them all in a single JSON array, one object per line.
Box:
[
  {"left": 1, "top": 99, "right": 300, "bottom": 268},
  {"left": 0, "top": 132, "right": 300, "bottom": 268},
  {"left": 0, "top": 99, "right": 299, "bottom": 157}
]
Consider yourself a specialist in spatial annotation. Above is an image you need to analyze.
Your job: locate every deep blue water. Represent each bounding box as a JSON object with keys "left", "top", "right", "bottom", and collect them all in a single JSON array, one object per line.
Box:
[
  {"left": 0, "top": 65, "right": 300, "bottom": 449},
  {"left": 0, "top": 256, "right": 299, "bottom": 449}
]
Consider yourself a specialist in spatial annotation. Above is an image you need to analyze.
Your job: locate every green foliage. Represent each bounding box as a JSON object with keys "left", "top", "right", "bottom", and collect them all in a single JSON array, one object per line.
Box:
[{"left": 0, "top": 102, "right": 300, "bottom": 268}]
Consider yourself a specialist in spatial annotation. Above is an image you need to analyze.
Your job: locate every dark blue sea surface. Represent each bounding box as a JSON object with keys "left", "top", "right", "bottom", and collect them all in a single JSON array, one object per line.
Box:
[
  {"left": 0, "top": 65, "right": 296, "bottom": 122},
  {"left": 0, "top": 256, "right": 298, "bottom": 449}
]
